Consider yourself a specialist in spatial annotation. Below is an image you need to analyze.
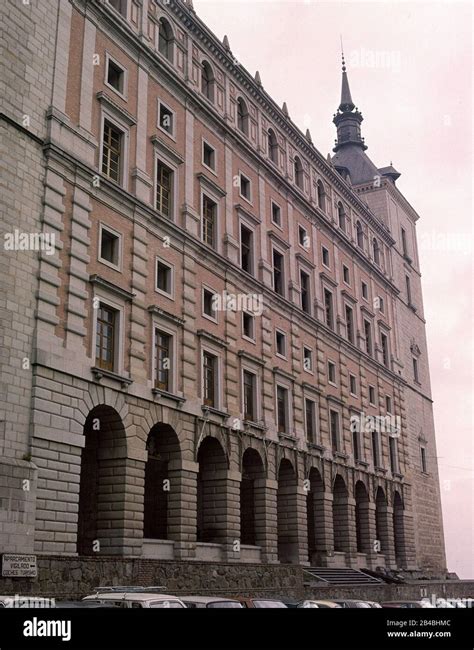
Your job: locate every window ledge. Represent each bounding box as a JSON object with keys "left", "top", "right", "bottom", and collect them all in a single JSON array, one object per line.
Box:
[
  {"left": 96, "top": 91, "right": 136, "bottom": 125},
  {"left": 308, "top": 442, "right": 325, "bottom": 454},
  {"left": 356, "top": 459, "right": 369, "bottom": 468},
  {"left": 201, "top": 405, "right": 229, "bottom": 419},
  {"left": 334, "top": 451, "right": 349, "bottom": 460},
  {"left": 91, "top": 367, "right": 133, "bottom": 388},
  {"left": 243, "top": 420, "right": 267, "bottom": 432},
  {"left": 278, "top": 432, "right": 297, "bottom": 442},
  {"left": 152, "top": 389, "right": 186, "bottom": 404},
  {"left": 374, "top": 466, "right": 387, "bottom": 475},
  {"left": 392, "top": 472, "right": 404, "bottom": 480}
]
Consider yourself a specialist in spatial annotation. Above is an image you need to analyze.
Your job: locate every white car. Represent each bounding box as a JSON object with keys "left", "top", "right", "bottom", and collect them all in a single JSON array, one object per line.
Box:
[
  {"left": 82, "top": 591, "right": 185, "bottom": 608},
  {"left": 180, "top": 596, "right": 243, "bottom": 608}
]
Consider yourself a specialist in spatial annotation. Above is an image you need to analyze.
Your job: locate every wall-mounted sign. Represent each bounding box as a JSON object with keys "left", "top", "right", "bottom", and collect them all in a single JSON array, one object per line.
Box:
[{"left": 2, "top": 554, "right": 37, "bottom": 578}]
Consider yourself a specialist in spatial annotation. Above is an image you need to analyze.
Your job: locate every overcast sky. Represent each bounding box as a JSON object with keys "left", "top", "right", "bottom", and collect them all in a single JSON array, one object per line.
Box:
[{"left": 194, "top": 0, "right": 473, "bottom": 578}]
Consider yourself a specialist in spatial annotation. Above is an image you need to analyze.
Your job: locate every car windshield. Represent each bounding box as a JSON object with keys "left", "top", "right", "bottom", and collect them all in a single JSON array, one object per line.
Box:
[
  {"left": 253, "top": 600, "right": 286, "bottom": 608},
  {"left": 149, "top": 601, "right": 185, "bottom": 608},
  {"left": 207, "top": 601, "right": 242, "bottom": 608}
]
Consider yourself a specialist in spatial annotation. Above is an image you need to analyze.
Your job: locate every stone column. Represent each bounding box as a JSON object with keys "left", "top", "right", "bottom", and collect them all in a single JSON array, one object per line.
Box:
[
  {"left": 253, "top": 478, "right": 278, "bottom": 563},
  {"left": 377, "top": 504, "right": 396, "bottom": 569},
  {"left": 167, "top": 459, "right": 199, "bottom": 560},
  {"left": 311, "top": 490, "right": 334, "bottom": 565}
]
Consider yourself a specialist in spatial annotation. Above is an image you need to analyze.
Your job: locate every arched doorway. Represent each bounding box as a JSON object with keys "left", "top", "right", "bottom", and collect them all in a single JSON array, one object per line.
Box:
[
  {"left": 77, "top": 405, "right": 127, "bottom": 555},
  {"left": 332, "top": 475, "right": 349, "bottom": 553},
  {"left": 240, "top": 448, "right": 265, "bottom": 546},
  {"left": 196, "top": 436, "right": 227, "bottom": 543},
  {"left": 375, "top": 486, "right": 389, "bottom": 554},
  {"left": 277, "top": 459, "right": 299, "bottom": 563},
  {"left": 306, "top": 467, "right": 324, "bottom": 563},
  {"left": 354, "top": 481, "right": 371, "bottom": 554},
  {"left": 143, "top": 423, "right": 181, "bottom": 540}
]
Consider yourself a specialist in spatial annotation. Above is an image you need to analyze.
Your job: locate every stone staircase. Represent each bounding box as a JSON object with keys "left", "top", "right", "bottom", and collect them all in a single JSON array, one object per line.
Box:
[{"left": 303, "top": 567, "right": 384, "bottom": 586}]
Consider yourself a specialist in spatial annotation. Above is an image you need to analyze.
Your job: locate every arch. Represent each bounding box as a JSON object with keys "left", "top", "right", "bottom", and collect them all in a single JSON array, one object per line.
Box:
[
  {"left": 354, "top": 481, "right": 371, "bottom": 553},
  {"left": 237, "top": 97, "right": 249, "bottom": 135},
  {"left": 77, "top": 405, "right": 127, "bottom": 555},
  {"left": 332, "top": 474, "right": 350, "bottom": 553},
  {"left": 143, "top": 423, "right": 181, "bottom": 540},
  {"left": 393, "top": 491, "right": 406, "bottom": 566},
  {"left": 240, "top": 448, "right": 265, "bottom": 546},
  {"left": 375, "top": 486, "right": 388, "bottom": 553},
  {"left": 317, "top": 180, "right": 325, "bottom": 210},
  {"left": 196, "top": 436, "right": 227, "bottom": 542},
  {"left": 338, "top": 202, "right": 346, "bottom": 232},
  {"left": 373, "top": 237, "right": 380, "bottom": 265},
  {"left": 356, "top": 221, "right": 364, "bottom": 248},
  {"left": 277, "top": 459, "right": 298, "bottom": 563},
  {"left": 201, "top": 60, "right": 215, "bottom": 103},
  {"left": 268, "top": 128, "right": 278, "bottom": 164},
  {"left": 158, "top": 17, "right": 174, "bottom": 62},
  {"left": 306, "top": 467, "right": 324, "bottom": 561},
  {"left": 294, "top": 155, "right": 304, "bottom": 190}
]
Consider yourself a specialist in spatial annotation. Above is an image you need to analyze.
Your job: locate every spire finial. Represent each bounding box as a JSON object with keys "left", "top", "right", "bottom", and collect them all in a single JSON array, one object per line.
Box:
[{"left": 340, "top": 35, "right": 346, "bottom": 72}]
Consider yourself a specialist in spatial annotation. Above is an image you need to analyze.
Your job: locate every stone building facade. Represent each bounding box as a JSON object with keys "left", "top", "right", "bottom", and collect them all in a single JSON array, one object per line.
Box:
[{"left": 0, "top": 0, "right": 446, "bottom": 574}]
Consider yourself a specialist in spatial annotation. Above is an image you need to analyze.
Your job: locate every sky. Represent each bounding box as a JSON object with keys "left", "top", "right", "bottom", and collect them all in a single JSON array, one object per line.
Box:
[{"left": 194, "top": 0, "right": 473, "bottom": 578}]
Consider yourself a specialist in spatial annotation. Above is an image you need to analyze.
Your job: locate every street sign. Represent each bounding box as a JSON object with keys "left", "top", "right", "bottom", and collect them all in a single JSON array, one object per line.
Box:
[{"left": 1, "top": 554, "right": 37, "bottom": 578}]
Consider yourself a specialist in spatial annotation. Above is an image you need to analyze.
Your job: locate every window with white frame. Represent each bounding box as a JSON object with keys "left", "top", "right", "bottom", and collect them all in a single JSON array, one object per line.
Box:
[
  {"left": 327, "top": 360, "right": 336, "bottom": 385},
  {"left": 372, "top": 430, "right": 381, "bottom": 467},
  {"left": 240, "top": 223, "right": 254, "bottom": 275},
  {"left": 242, "top": 369, "right": 257, "bottom": 422},
  {"left": 276, "top": 385, "right": 289, "bottom": 433},
  {"left": 349, "top": 374, "right": 357, "bottom": 396},
  {"left": 202, "top": 194, "right": 217, "bottom": 248},
  {"left": 321, "top": 245, "right": 330, "bottom": 268},
  {"left": 154, "top": 328, "right": 173, "bottom": 392},
  {"left": 300, "top": 270, "right": 311, "bottom": 314},
  {"left": 101, "top": 118, "right": 125, "bottom": 184},
  {"left": 156, "top": 159, "right": 174, "bottom": 218},
  {"left": 385, "top": 395, "right": 392, "bottom": 413},
  {"left": 105, "top": 55, "right": 126, "bottom": 98},
  {"left": 303, "top": 346, "right": 313, "bottom": 373},
  {"left": 271, "top": 201, "right": 281, "bottom": 227},
  {"left": 202, "top": 287, "right": 217, "bottom": 322},
  {"left": 99, "top": 224, "right": 121, "bottom": 270},
  {"left": 202, "top": 350, "right": 218, "bottom": 408},
  {"left": 369, "top": 385, "right": 376, "bottom": 406},
  {"left": 342, "top": 264, "right": 350, "bottom": 284},
  {"left": 272, "top": 248, "right": 285, "bottom": 296},
  {"left": 93, "top": 295, "right": 124, "bottom": 375},
  {"left": 158, "top": 17, "right": 174, "bottom": 62},
  {"left": 275, "top": 329, "right": 286, "bottom": 357},
  {"left": 242, "top": 312, "right": 255, "bottom": 341},
  {"left": 158, "top": 100, "right": 175, "bottom": 137},
  {"left": 330, "top": 409, "right": 340, "bottom": 452},
  {"left": 389, "top": 436, "right": 399, "bottom": 474},
  {"left": 202, "top": 140, "right": 216, "bottom": 171},
  {"left": 305, "top": 398, "right": 316, "bottom": 444},
  {"left": 239, "top": 173, "right": 251, "bottom": 202},
  {"left": 155, "top": 258, "right": 173, "bottom": 297}
]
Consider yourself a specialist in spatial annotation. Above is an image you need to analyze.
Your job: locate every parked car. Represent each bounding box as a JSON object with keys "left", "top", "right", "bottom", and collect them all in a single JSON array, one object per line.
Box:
[
  {"left": 180, "top": 596, "right": 243, "bottom": 608},
  {"left": 296, "top": 600, "right": 341, "bottom": 608},
  {"left": 238, "top": 597, "right": 287, "bottom": 608},
  {"left": 365, "top": 601, "right": 382, "bottom": 608},
  {"left": 381, "top": 600, "right": 436, "bottom": 609},
  {"left": 56, "top": 600, "right": 119, "bottom": 608},
  {"left": 82, "top": 589, "right": 186, "bottom": 608},
  {"left": 331, "top": 599, "right": 372, "bottom": 608}
]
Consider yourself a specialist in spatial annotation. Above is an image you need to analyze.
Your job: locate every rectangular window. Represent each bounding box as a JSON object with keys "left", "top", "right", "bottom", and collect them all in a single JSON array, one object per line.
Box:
[
  {"left": 203, "top": 351, "right": 217, "bottom": 408},
  {"left": 240, "top": 224, "right": 253, "bottom": 274},
  {"left": 298, "top": 225, "right": 308, "bottom": 248},
  {"left": 345, "top": 305, "right": 354, "bottom": 344},
  {"left": 361, "top": 281, "right": 368, "bottom": 300},
  {"left": 420, "top": 446, "right": 427, "bottom": 473},
  {"left": 305, "top": 399, "right": 316, "bottom": 443},
  {"left": 271, "top": 201, "right": 281, "bottom": 226},
  {"left": 389, "top": 436, "right": 398, "bottom": 474},
  {"left": 155, "top": 330, "right": 171, "bottom": 391},
  {"left": 369, "top": 385, "right": 376, "bottom": 405},
  {"left": 413, "top": 357, "right": 419, "bottom": 383},
  {"left": 99, "top": 225, "right": 121, "bottom": 268},
  {"left": 322, "top": 246, "right": 330, "bottom": 267},
  {"left": 109, "top": 0, "right": 127, "bottom": 16},
  {"left": 242, "top": 312, "right": 255, "bottom": 340},
  {"left": 406, "top": 275, "right": 412, "bottom": 304},
  {"left": 327, "top": 361, "right": 336, "bottom": 385},
  {"left": 330, "top": 410, "right": 339, "bottom": 452},
  {"left": 303, "top": 347, "right": 313, "bottom": 372},
  {"left": 275, "top": 330, "right": 286, "bottom": 357},
  {"left": 343, "top": 264, "right": 350, "bottom": 284},
  {"left": 350, "top": 374, "right": 357, "bottom": 396},
  {"left": 158, "top": 102, "right": 175, "bottom": 136},
  {"left": 381, "top": 332, "right": 389, "bottom": 368},
  {"left": 352, "top": 427, "right": 361, "bottom": 462},
  {"left": 324, "top": 289, "right": 334, "bottom": 329},
  {"left": 300, "top": 270, "right": 311, "bottom": 314},
  {"left": 364, "top": 319, "right": 373, "bottom": 356},
  {"left": 401, "top": 227, "right": 408, "bottom": 255},
  {"left": 273, "top": 250, "right": 284, "bottom": 296},
  {"left": 203, "top": 141, "right": 216, "bottom": 170},
  {"left": 386, "top": 395, "right": 392, "bottom": 413},
  {"left": 203, "top": 288, "right": 217, "bottom": 320},
  {"left": 156, "top": 161, "right": 173, "bottom": 217},
  {"left": 243, "top": 370, "right": 256, "bottom": 421},
  {"left": 95, "top": 304, "right": 117, "bottom": 372},
  {"left": 240, "top": 173, "right": 251, "bottom": 201},
  {"left": 102, "top": 120, "right": 123, "bottom": 183},
  {"left": 202, "top": 195, "right": 217, "bottom": 248},
  {"left": 372, "top": 431, "right": 380, "bottom": 467},
  {"left": 378, "top": 296, "right": 385, "bottom": 313},
  {"left": 276, "top": 386, "right": 288, "bottom": 433},
  {"left": 156, "top": 259, "right": 173, "bottom": 296},
  {"left": 106, "top": 58, "right": 125, "bottom": 95}
]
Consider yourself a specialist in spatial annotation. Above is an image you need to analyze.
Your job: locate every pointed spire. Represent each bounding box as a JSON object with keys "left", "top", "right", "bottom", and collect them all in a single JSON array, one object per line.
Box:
[
  {"left": 255, "top": 70, "right": 262, "bottom": 86},
  {"left": 186, "top": 0, "right": 195, "bottom": 11},
  {"left": 223, "top": 34, "right": 230, "bottom": 51},
  {"left": 282, "top": 102, "right": 289, "bottom": 118},
  {"left": 305, "top": 128, "right": 313, "bottom": 144},
  {"left": 340, "top": 48, "right": 354, "bottom": 111}
]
